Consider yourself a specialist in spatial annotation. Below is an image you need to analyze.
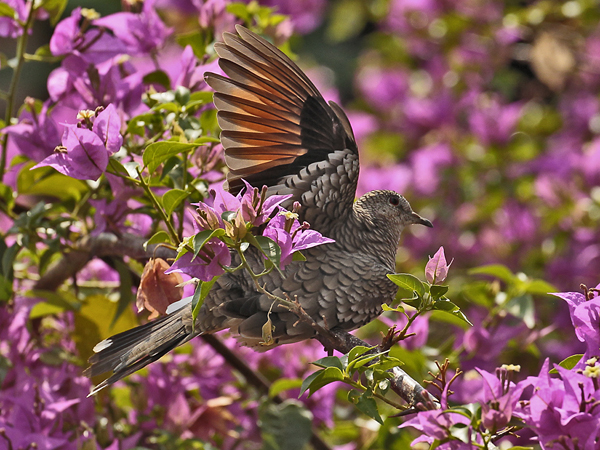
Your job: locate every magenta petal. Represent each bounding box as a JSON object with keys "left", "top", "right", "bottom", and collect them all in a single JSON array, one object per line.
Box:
[
  {"left": 293, "top": 229, "right": 335, "bottom": 252},
  {"left": 166, "top": 239, "right": 230, "bottom": 282},
  {"left": 62, "top": 126, "right": 109, "bottom": 180},
  {"left": 93, "top": 104, "right": 123, "bottom": 154},
  {"left": 32, "top": 152, "right": 78, "bottom": 178},
  {"left": 211, "top": 186, "right": 241, "bottom": 213},
  {"left": 261, "top": 193, "right": 293, "bottom": 215},
  {"left": 49, "top": 7, "right": 81, "bottom": 56},
  {"left": 425, "top": 246, "right": 449, "bottom": 283}
]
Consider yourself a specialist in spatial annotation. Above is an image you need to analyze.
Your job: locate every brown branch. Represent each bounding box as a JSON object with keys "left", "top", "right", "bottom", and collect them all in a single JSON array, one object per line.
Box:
[
  {"left": 35, "top": 232, "right": 175, "bottom": 291},
  {"left": 314, "top": 328, "right": 440, "bottom": 410},
  {"left": 287, "top": 299, "right": 440, "bottom": 410}
]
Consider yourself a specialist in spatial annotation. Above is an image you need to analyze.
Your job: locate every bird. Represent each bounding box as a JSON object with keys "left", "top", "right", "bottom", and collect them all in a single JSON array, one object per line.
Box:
[{"left": 84, "top": 25, "right": 433, "bottom": 394}]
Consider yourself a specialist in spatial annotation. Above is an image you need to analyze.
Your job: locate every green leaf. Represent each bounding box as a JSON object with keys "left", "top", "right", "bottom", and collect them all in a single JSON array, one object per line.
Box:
[
  {"left": 378, "top": 379, "right": 390, "bottom": 395},
  {"left": 430, "top": 285, "right": 449, "bottom": 300},
  {"left": 0, "top": 183, "right": 14, "bottom": 213},
  {"left": 258, "top": 400, "right": 313, "bottom": 450},
  {"left": 162, "top": 189, "right": 188, "bottom": 216},
  {"left": 347, "top": 389, "right": 361, "bottom": 403},
  {"left": 194, "top": 135, "right": 221, "bottom": 144},
  {"left": 291, "top": 251, "right": 306, "bottom": 262},
  {"left": 269, "top": 378, "right": 303, "bottom": 398},
  {"left": 524, "top": 279, "right": 556, "bottom": 295},
  {"left": 313, "top": 355, "right": 346, "bottom": 371},
  {"left": 252, "top": 235, "right": 282, "bottom": 269},
  {"left": 188, "top": 91, "right": 214, "bottom": 106},
  {"left": 176, "top": 31, "right": 209, "bottom": 59},
  {"left": 174, "top": 86, "right": 190, "bottom": 105},
  {"left": 326, "top": 0, "right": 366, "bottom": 43},
  {"left": 144, "top": 231, "right": 171, "bottom": 249},
  {"left": 387, "top": 273, "right": 425, "bottom": 297},
  {"left": 469, "top": 264, "right": 515, "bottom": 283},
  {"left": 452, "top": 403, "right": 480, "bottom": 419},
  {"left": 299, "top": 370, "right": 323, "bottom": 397},
  {"left": 1, "top": 242, "right": 18, "bottom": 281},
  {"left": 39, "top": 243, "right": 60, "bottom": 275},
  {"left": 373, "top": 356, "right": 403, "bottom": 372},
  {"left": 0, "top": 275, "right": 13, "bottom": 303},
  {"left": 143, "top": 141, "right": 199, "bottom": 173},
  {"left": 506, "top": 294, "right": 535, "bottom": 329},
  {"left": 430, "top": 310, "right": 471, "bottom": 329},
  {"left": 300, "top": 367, "right": 345, "bottom": 397},
  {"left": 382, "top": 303, "right": 404, "bottom": 313},
  {"left": 462, "top": 281, "right": 493, "bottom": 307},
  {"left": 106, "top": 159, "right": 131, "bottom": 178},
  {"left": 348, "top": 345, "right": 374, "bottom": 363},
  {"left": 0, "top": 3, "right": 15, "bottom": 18},
  {"left": 18, "top": 164, "right": 87, "bottom": 201},
  {"left": 29, "top": 301, "right": 68, "bottom": 318},
  {"left": 73, "top": 294, "right": 138, "bottom": 364},
  {"left": 127, "top": 112, "right": 159, "bottom": 136},
  {"left": 191, "top": 277, "right": 218, "bottom": 324},
  {"left": 39, "top": 0, "right": 68, "bottom": 25},
  {"left": 348, "top": 353, "right": 384, "bottom": 373},
  {"left": 143, "top": 70, "right": 172, "bottom": 90},
  {"left": 29, "top": 291, "right": 78, "bottom": 319},
  {"left": 193, "top": 229, "right": 226, "bottom": 258},
  {"left": 355, "top": 393, "right": 383, "bottom": 424},
  {"left": 550, "top": 354, "right": 583, "bottom": 374},
  {"left": 433, "top": 299, "right": 472, "bottom": 326},
  {"left": 33, "top": 44, "right": 52, "bottom": 57},
  {"left": 227, "top": 2, "right": 252, "bottom": 21}
]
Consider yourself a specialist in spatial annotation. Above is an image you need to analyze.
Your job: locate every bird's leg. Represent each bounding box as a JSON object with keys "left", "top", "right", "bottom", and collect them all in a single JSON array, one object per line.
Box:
[
  {"left": 285, "top": 293, "right": 337, "bottom": 355},
  {"left": 320, "top": 314, "right": 334, "bottom": 356}
]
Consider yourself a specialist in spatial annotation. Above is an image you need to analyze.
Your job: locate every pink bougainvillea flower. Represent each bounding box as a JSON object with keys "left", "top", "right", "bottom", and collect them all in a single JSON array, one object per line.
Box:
[
  {"left": 425, "top": 246, "right": 451, "bottom": 284},
  {"left": 32, "top": 104, "right": 122, "bottom": 180}
]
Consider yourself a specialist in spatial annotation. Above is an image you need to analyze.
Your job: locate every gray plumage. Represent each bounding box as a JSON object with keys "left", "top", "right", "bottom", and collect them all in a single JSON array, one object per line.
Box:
[{"left": 85, "top": 25, "right": 432, "bottom": 394}]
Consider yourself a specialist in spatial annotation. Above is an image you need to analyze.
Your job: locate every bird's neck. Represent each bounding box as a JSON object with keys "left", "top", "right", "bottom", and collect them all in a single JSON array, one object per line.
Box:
[{"left": 327, "top": 205, "right": 403, "bottom": 270}]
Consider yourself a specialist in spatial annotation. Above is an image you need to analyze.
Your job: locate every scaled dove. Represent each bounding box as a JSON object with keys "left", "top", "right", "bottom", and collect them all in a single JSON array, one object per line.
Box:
[{"left": 85, "top": 26, "right": 432, "bottom": 393}]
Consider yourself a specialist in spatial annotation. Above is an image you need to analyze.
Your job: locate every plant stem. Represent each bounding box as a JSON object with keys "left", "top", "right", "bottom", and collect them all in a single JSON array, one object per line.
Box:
[
  {"left": 23, "top": 53, "right": 62, "bottom": 63},
  {"left": 136, "top": 167, "right": 180, "bottom": 245},
  {"left": 235, "top": 245, "right": 295, "bottom": 308},
  {"left": 346, "top": 378, "right": 406, "bottom": 411},
  {"left": 1, "top": 0, "right": 37, "bottom": 182}
]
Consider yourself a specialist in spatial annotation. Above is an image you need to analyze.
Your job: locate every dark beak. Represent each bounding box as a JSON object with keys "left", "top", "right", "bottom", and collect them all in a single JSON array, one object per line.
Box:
[{"left": 411, "top": 212, "right": 433, "bottom": 228}]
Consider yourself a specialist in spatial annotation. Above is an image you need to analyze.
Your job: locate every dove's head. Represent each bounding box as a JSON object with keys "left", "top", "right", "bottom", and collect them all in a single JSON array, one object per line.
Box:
[{"left": 354, "top": 190, "right": 432, "bottom": 240}]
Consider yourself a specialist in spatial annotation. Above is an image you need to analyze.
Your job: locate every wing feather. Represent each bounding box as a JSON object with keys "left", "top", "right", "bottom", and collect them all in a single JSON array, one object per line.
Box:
[{"left": 205, "top": 25, "right": 360, "bottom": 234}]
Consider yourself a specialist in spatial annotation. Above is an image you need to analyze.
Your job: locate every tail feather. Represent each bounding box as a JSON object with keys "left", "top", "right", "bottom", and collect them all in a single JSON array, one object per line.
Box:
[{"left": 84, "top": 306, "right": 196, "bottom": 395}]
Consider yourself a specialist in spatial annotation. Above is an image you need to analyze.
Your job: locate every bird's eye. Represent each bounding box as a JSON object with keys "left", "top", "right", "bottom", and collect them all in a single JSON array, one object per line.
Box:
[{"left": 389, "top": 196, "right": 400, "bottom": 206}]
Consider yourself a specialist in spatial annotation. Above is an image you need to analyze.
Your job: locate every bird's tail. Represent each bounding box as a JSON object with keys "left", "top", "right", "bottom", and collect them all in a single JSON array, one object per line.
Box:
[{"left": 84, "top": 305, "right": 196, "bottom": 395}]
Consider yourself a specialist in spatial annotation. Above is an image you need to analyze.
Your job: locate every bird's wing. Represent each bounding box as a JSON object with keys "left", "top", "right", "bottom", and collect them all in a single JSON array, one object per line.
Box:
[{"left": 205, "top": 25, "right": 359, "bottom": 231}]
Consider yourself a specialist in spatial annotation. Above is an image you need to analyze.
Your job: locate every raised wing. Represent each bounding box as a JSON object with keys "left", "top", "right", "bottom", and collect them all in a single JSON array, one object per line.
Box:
[{"left": 205, "top": 25, "right": 359, "bottom": 232}]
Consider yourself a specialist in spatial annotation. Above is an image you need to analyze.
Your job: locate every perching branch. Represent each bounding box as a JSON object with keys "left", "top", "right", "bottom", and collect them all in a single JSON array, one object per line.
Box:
[
  {"left": 312, "top": 326, "right": 440, "bottom": 411},
  {"left": 34, "top": 232, "right": 175, "bottom": 291},
  {"left": 35, "top": 232, "right": 439, "bottom": 417},
  {"left": 282, "top": 294, "right": 441, "bottom": 410}
]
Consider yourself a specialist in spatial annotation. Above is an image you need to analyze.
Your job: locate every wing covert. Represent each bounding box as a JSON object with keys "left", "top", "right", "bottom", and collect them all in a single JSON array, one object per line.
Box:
[{"left": 205, "top": 25, "right": 359, "bottom": 233}]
